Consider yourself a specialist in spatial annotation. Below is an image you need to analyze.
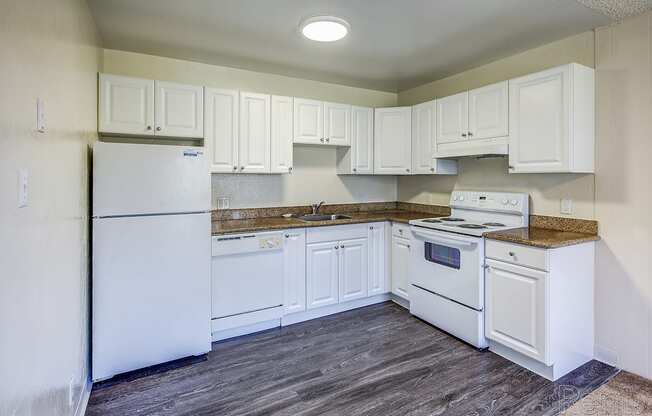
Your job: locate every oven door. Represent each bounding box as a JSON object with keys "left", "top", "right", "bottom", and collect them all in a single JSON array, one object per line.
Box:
[{"left": 410, "top": 226, "right": 484, "bottom": 310}]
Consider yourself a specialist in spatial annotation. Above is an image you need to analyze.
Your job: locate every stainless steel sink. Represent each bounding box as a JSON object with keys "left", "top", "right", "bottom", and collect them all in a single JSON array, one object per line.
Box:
[{"left": 298, "top": 214, "right": 352, "bottom": 222}]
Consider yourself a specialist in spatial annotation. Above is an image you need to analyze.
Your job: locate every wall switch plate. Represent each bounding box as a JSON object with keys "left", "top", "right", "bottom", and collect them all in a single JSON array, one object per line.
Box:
[
  {"left": 17, "top": 169, "right": 28, "bottom": 208},
  {"left": 560, "top": 198, "right": 573, "bottom": 215},
  {"left": 36, "top": 98, "right": 46, "bottom": 133}
]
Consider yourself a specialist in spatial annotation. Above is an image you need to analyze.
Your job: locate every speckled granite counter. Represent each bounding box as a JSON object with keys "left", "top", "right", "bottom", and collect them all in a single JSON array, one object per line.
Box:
[
  {"left": 484, "top": 227, "right": 600, "bottom": 249},
  {"left": 212, "top": 210, "right": 440, "bottom": 236}
]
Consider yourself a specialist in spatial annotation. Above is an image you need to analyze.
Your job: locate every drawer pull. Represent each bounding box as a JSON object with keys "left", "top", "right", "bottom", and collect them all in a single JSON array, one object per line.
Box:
[{"left": 508, "top": 251, "right": 515, "bottom": 257}]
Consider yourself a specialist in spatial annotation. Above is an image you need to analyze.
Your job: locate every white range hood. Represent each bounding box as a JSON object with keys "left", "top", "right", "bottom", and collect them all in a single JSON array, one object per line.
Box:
[{"left": 434, "top": 137, "right": 509, "bottom": 159}]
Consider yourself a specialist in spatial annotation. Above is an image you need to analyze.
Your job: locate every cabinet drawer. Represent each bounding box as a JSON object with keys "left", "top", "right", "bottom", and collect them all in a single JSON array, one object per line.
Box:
[
  {"left": 392, "top": 222, "right": 410, "bottom": 238},
  {"left": 486, "top": 240, "right": 548, "bottom": 271},
  {"left": 307, "top": 223, "right": 367, "bottom": 244}
]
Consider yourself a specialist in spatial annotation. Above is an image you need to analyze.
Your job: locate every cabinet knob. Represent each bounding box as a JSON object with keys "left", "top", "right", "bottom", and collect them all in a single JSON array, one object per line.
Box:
[
  {"left": 369, "top": 226, "right": 374, "bottom": 230},
  {"left": 326, "top": 138, "right": 330, "bottom": 143},
  {"left": 508, "top": 166, "right": 515, "bottom": 170},
  {"left": 233, "top": 166, "right": 237, "bottom": 171},
  {"left": 353, "top": 168, "right": 357, "bottom": 172},
  {"left": 285, "top": 234, "right": 290, "bottom": 238},
  {"left": 288, "top": 167, "right": 293, "bottom": 173},
  {"left": 156, "top": 126, "right": 162, "bottom": 131},
  {"left": 320, "top": 138, "right": 325, "bottom": 143},
  {"left": 406, "top": 168, "right": 410, "bottom": 172},
  {"left": 468, "top": 132, "right": 473, "bottom": 137},
  {"left": 340, "top": 244, "right": 344, "bottom": 248},
  {"left": 334, "top": 246, "right": 338, "bottom": 250},
  {"left": 430, "top": 168, "right": 435, "bottom": 172},
  {"left": 240, "top": 166, "right": 245, "bottom": 170},
  {"left": 461, "top": 133, "right": 467, "bottom": 137},
  {"left": 508, "top": 251, "right": 515, "bottom": 257},
  {"left": 146, "top": 125, "right": 152, "bottom": 131}
]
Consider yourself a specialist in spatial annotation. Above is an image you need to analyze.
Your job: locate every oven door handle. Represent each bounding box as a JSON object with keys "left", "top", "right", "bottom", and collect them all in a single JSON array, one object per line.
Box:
[{"left": 412, "top": 229, "right": 478, "bottom": 248}]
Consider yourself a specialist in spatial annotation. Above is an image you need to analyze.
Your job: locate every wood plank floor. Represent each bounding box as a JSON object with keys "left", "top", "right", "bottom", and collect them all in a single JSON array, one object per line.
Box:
[{"left": 87, "top": 302, "right": 617, "bottom": 416}]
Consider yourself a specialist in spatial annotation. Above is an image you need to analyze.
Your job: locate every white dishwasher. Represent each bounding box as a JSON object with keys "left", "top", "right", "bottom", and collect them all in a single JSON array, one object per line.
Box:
[{"left": 211, "top": 231, "right": 285, "bottom": 338}]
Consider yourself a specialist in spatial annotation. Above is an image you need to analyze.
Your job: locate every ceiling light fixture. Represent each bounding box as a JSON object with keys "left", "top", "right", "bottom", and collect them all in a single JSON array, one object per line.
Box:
[{"left": 300, "top": 16, "right": 350, "bottom": 42}]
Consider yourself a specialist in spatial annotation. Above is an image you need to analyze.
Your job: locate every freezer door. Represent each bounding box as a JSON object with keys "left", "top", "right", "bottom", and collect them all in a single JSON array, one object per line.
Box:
[
  {"left": 92, "top": 213, "right": 211, "bottom": 381},
  {"left": 93, "top": 142, "right": 210, "bottom": 217}
]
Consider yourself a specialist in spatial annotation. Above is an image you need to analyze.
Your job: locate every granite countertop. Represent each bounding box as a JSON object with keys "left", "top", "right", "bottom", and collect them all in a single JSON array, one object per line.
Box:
[
  {"left": 212, "top": 210, "right": 437, "bottom": 235},
  {"left": 484, "top": 227, "right": 600, "bottom": 249}
]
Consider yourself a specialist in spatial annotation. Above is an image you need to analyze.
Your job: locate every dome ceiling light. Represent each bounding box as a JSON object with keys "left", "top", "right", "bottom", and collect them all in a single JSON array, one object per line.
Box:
[{"left": 300, "top": 16, "right": 350, "bottom": 42}]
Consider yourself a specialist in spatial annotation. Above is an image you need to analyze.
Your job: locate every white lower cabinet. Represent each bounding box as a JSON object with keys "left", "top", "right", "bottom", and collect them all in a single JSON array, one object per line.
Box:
[
  {"left": 484, "top": 239, "right": 595, "bottom": 381},
  {"left": 485, "top": 259, "right": 549, "bottom": 364},
  {"left": 283, "top": 229, "right": 306, "bottom": 314},
  {"left": 391, "top": 235, "right": 411, "bottom": 300},
  {"left": 306, "top": 241, "right": 340, "bottom": 309},
  {"left": 367, "top": 222, "right": 388, "bottom": 296},
  {"left": 338, "top": 238, "right": 369, "bottom": 302}
]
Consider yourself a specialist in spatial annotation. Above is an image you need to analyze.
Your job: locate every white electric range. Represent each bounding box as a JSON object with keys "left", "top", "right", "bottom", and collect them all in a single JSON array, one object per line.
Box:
[{"left": 408, "top": 191, "right": 529, "bottom": 348}]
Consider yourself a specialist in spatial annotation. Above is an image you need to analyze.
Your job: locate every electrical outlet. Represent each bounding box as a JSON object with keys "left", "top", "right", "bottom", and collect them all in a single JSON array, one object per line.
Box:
[
  {"left": 216, "top": 197, "right": 230, "bottom": 210},
  {"left": 560, "top": 198, "right": 573, "bottom": 215}
]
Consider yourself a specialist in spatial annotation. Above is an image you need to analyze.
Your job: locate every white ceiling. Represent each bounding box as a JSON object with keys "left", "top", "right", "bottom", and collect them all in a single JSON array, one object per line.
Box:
[{"left": 88, "top": 0, "right": 612, "bottom": 92}]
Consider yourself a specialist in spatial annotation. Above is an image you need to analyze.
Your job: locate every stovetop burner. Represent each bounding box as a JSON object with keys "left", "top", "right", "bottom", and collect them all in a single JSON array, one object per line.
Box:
[
  {"left": 457, "top": 224, "right": 487, "bottom": 229},
  {"left": 483, "top": 222, "right": 506, "bottom": 227},
  {"left": 440, "top": 217, "right": 465, "bottom": 222},
  {"left": 422, "top": 219, "right": 442, "bottom": 223}
]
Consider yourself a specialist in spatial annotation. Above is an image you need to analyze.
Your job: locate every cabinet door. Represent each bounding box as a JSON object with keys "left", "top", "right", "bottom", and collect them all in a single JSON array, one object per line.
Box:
[
  {"left": 324, "top": 102, "right": 351, "bottom": 146},
  {"left": 205, "top": 88, "right": 239, "bottom": 173},
  {"left": 339, "top": 238, "right": 369, "bottom": 303},
  {"left": 239, "top": 92, "right": 271, "bottom": 173},
  {"left": 155, "top": 81, "right": 204, "bottom": 138},
  {"left": 367, "top": 223, "right": 387, "bottom": 296},
  {"left": 391, "top": 236, "right": 410, "bottom": 300},
  {"left": 271, "top": 95, "right": 294, "bottom": 174},
  {"left": 99, "top": 74, "right": 155, "bottom": 136},
  {"left": 469, "top": 81, "right": 508, "bottom": 140},
  {"left": 374, "top": 107, "right": 412, "bottom": 175},
  {"left": 508, "top": 66, "right": 569, "bottom": 173},
  {"left": 437, "top": 91, "right": 468, "bottom": 144},
  {"left": 283, "top": 230, "right": 306, "bottom": 314},
  {"left": 350, "top": 106, "right": 374, "bottom": 174},
  {"left": 485, "top": 259, "right": 550, "bottom": 364},
  {"left": 294, "top": 98, "right": 323, "bottom": 144},
  {"left": 412, "top": 100, "right": 437, "bottom": 174},
  {"left": 306, "top": 242, "right": 339, "bottom": 309}
]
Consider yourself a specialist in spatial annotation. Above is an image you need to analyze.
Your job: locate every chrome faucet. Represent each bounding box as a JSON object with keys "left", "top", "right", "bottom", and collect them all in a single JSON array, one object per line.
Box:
[{"left": 311, "top": 201, "right": 325, "bottom": 215}]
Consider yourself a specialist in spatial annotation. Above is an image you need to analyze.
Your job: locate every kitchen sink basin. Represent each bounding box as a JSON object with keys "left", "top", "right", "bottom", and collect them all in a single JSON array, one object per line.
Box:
[{"left": 298, "top": 214, "right": 352, "bottom": 222}]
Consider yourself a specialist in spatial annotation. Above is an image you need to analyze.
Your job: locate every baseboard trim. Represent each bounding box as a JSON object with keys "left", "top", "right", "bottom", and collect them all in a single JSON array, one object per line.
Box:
[
  {"left": 281, "top": 294, "right": 391, "bottom": 326},
  {"left": 74, "top": 378, "right": 92, "bottom": 416},
  {"left": 390, "top": 293, "right": 409, "bottom": 309},
  {"left": 212, "top": 319, "right": 281, "bottom": 342}
]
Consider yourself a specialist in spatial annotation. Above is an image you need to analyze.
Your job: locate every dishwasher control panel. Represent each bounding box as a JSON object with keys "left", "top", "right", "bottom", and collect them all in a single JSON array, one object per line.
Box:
[
  {"left": 259, "top": 236, "right": 282, "bottom": 250},
  {"left": 212, "top": 231, "right": 284, "bottom": 257}
]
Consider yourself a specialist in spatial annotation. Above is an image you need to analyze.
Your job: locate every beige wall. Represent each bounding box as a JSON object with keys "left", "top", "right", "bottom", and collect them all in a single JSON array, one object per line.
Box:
[
  {"left": 396, "top": 31, "right": 597, "bottom": 219},
  {"left": 0, "top": 0, "right": 100, "bottom": 415},
  {"left": 593, "top": 13, "right": 652, "bottom": 380},
  {"left": 103, "top": 49, "right": 398, "bottom": 208}
]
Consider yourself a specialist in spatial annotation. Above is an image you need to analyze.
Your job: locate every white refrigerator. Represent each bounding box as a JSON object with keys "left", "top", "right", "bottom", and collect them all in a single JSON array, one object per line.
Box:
[{"left": 92, "top": 142, "right": 212, "bottom": 381}]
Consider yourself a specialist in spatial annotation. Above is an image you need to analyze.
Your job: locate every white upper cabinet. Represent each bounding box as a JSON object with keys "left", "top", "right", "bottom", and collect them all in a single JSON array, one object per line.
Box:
[
  {"left": 99, "top": 74, "right": 155, "bottom": 136},
  {"left": 374, "top": 107, "right": 412, "bottom": 175},
  {"left": 437, "top": 91, "right": 469, "bottom": 144},
  {"left": 271, "top": 95, "right": 294, "bottom": 174},
  {"left": 294, "top": 98, "right": 324, "bottom": 145},
  {"left": 99, "top": 74, "right": 203, "bottom": 138},
  {"left": 509, "top": 63, "right": 595, "bottom": 173},
  {"left": 205, "top": 88, "right": 239, "bottom": 173},
  {"left": 336, "top": 106, "right": 373, "bottom": 175},
  {"left": 155, "top": 81, "right": 204, "bottom": 138},
  {"left": 411, "top": 100, "right": 458, "bottom": 175},
  {"left": 469, "top": 81, "right": 508, "bottom": 140},
  {"left": 239, "top": 92, "right": 271, "bottom": 173},
  {"left": 324, "top": 102, "right": 351, "bottom": 146}
]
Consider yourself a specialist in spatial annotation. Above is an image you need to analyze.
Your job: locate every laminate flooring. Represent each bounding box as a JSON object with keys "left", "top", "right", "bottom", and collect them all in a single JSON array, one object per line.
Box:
[{"left": 87, "top": 302, "right": 617, "bottom": 416}]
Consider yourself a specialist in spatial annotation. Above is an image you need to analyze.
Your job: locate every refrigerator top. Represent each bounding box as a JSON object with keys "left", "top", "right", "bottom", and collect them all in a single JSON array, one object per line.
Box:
[{"left": 93, "top": 142, "right": 211, "bottom": 217}]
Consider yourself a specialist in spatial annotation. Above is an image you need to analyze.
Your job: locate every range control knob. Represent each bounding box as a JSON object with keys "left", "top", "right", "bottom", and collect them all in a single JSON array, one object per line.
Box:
[
  {"left": 453, "top": 196, "right": 458, "bottom": 201},
  {"left": 502, "top": 199, "right": 508, "bottom": 205},
  {"left": 510, "top": 199, "right": 518, "bottom": 206},
  {"left": 459, "top": 195, "right": 465, "bottom": 201}
]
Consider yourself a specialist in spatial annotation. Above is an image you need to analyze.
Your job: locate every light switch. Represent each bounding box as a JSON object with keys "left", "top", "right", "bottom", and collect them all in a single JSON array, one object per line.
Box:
[
  {"left": 36, "top": 99, "right": 46, "bottom": 133},
  {"left": 560, "top": 198, "right": 573, "bottom": 215},
  {"left": 18, "top": 169, "right": 29, "bottom": 208},
  {"left": 216, "top": 196, "right": 230, "bottom": 210}
]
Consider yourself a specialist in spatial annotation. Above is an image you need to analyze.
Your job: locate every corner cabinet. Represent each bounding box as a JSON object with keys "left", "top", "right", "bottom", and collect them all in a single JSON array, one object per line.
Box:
[
  {"left": 336, "top": 106, "right": 374, "bottom": 175},
  {"left": 374, "top": 107, "right": 413, "bottom": 175},
  {"left": 508, "top": 64, "right": 595, "bottom": 173},
  {"left": 99, "top": 74, "right": 203, "bottom": 138}
]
